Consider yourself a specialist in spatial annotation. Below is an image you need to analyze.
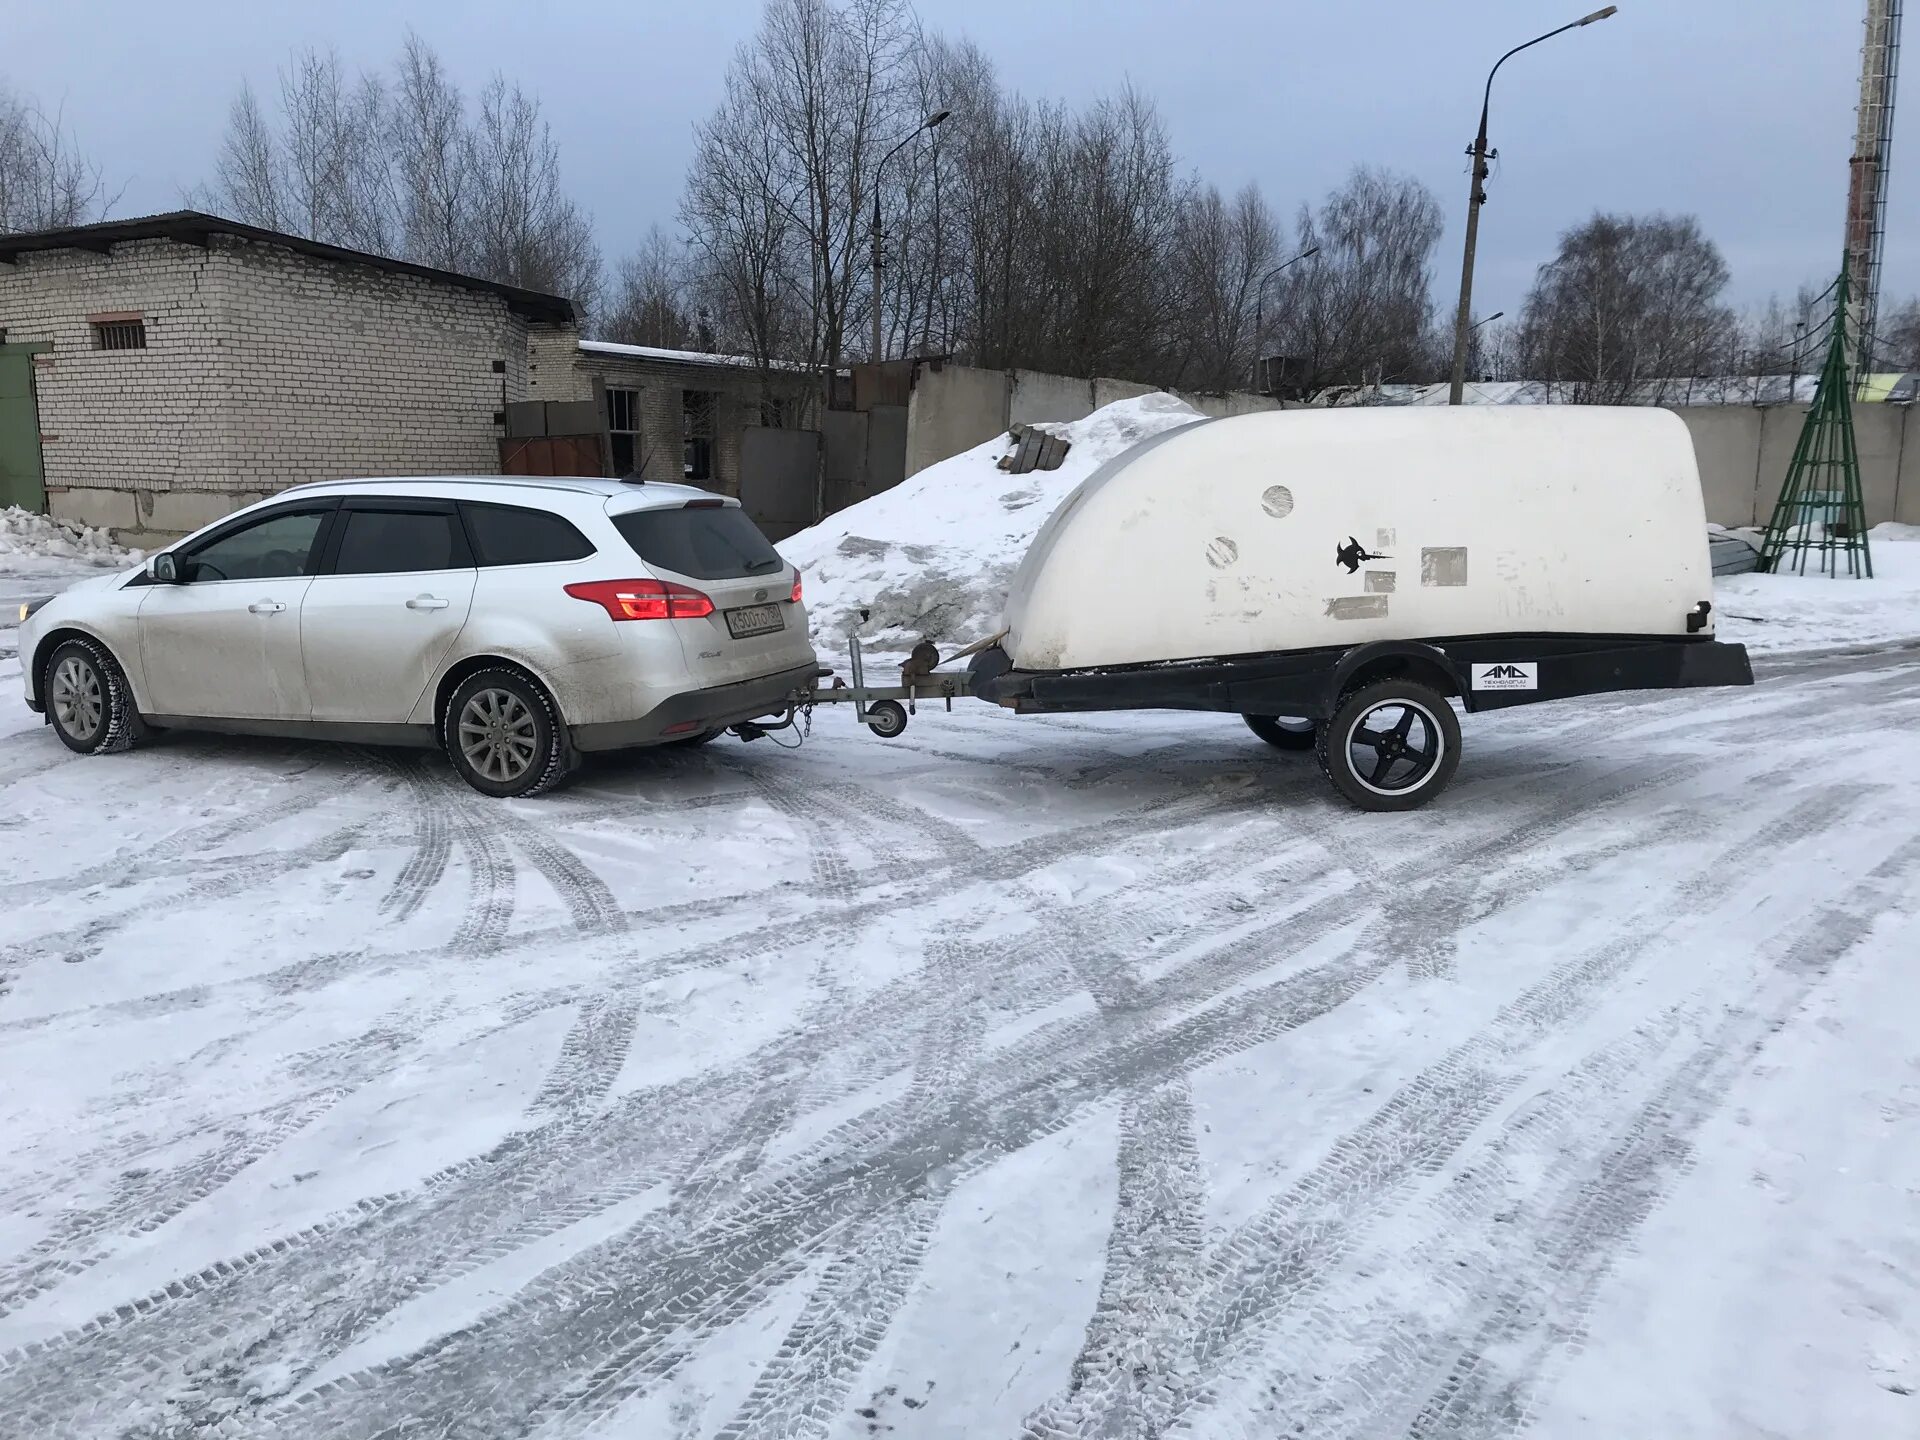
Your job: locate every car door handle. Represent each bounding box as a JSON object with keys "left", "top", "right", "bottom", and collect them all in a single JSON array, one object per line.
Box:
[
  {"left": 247, "top": 600, "right": 286, "bottom": 614},
  {"left": 406, "top": 595, "right": 451, "bottom": 611}
]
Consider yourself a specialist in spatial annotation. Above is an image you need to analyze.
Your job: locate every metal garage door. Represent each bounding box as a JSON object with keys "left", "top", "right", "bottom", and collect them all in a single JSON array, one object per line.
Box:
[{"left": 0, "top": 343, "right": 49, "bottom": 513}]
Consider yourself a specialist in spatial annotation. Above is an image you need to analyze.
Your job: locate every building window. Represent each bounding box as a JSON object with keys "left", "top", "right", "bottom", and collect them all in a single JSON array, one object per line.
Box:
[
  {"left": 683, "top": 389, "right": 716, "bottom": 481},
  {"left": 606, "top": 387, "right": 639, "bottom": 476},
  {"left": 760, "top": 396, "right": 789, "bottom": 429},
  {"left": 91, "top": 317, "right": 147, "bottom": 351}
]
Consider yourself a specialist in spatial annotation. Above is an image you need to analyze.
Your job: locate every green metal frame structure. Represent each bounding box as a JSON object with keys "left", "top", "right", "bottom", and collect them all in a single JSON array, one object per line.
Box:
[{"left": 1759, "top": 265, "right": 1874, "bottom": 578}]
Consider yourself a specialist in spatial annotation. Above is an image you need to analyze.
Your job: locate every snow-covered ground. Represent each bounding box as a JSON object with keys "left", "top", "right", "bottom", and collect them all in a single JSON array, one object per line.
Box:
[
  {"left": 3, "top": 443, "right": 1920, "bottom": 1437},
  {"left": 1715, "top": 522, "right": 1920, "bottom": 655}
]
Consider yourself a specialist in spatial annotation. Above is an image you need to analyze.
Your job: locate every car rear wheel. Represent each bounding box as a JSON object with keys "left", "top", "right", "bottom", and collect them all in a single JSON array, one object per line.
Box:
[
  {"left": 444, "top": 669, "right": 571, "bottom": 798},
  {"left": 1244, "top": 714, "right": 1317, "bottom": 751},
  {"left": 1317, "top": 680, "right": 1461, "bottom": 812},
  {"left": 44, "top": 637, "right": 143, "bottom": 756}
]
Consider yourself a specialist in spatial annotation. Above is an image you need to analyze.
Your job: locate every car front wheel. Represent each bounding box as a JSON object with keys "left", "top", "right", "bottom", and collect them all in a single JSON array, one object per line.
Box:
[
  {"left": 444, "top": 668, "right": 571, "bottom": 798},
  {"left": 44, "top": 637, "right": 142, "bottom": 756}
]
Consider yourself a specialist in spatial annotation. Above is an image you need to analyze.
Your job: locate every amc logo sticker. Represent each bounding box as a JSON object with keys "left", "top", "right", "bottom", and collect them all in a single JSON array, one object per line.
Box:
[{"left": 1471, "top": 662, "right": 1538, "bottom": 692}]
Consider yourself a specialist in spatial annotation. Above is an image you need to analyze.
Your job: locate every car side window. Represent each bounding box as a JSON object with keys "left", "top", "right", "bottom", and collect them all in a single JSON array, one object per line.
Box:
[
  {"left": 182, "top": 510, "right": 327, "bottom": 583},
  {"left": 462, "top": 503, "right": 596, "bottom": 566},
  {"left": 331, "top": 509, "right": 465, "bottom": 575}
]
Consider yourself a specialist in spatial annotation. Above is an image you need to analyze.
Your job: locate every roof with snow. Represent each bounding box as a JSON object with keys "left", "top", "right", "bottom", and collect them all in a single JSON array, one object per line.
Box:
[
  {"left": 1311, "top": 373, "right": 1920, "bottom": 407},
  {"left": 576, "top": 340, "right": 813, "bottom": 372}
]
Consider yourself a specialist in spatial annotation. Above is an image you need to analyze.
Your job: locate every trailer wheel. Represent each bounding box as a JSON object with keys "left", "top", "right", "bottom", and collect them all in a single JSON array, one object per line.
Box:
[
  {"left": 1318, "top": 680, "right": 1461, "bottom": 812},
  {"left": 865, "top": 700, "right": 909, "bottom": 739},
  {"left": 1243, "top": 714, "right": 1317, "bottom": 752}
]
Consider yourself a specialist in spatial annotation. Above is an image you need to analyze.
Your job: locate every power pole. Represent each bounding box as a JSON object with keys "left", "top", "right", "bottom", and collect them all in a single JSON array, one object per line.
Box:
[{"left": 1845, "top": 0, "right": 1903, "bottom": 382}]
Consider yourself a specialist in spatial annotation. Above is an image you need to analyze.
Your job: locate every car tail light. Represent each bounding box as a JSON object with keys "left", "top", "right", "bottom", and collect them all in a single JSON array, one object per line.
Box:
[
  {"left": 565, "top": 578, "right": 714, "bottom": 621},
  {"left": 789, "top": 569, "right": 803, "bottom": 604}
]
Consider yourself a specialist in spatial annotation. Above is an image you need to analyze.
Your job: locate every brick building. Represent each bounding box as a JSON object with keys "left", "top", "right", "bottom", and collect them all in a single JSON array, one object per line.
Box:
[{"left": 0, "top": 212, "right": 582, "bottom": 544}]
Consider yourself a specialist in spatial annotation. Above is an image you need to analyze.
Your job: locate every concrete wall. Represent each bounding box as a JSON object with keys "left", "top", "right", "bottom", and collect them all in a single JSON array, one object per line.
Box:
[
  {"left": 905, "top": 361, "right": 1280, "bottom": 478},
  {"left": 0, "top": 234, "right": 539, "bottom": 542},
  {"left": 1008, "top": 369, "right": 1094, "bottom": 427},
  {"left": 904, "top": 363, "right": 1011, "bottom": 477},
  {"left": 1672, "top": 408, "right": 1763, "bottom": 526},
  {"left": 1669, "top": 403, "right": 1914, "bottom": 529}
]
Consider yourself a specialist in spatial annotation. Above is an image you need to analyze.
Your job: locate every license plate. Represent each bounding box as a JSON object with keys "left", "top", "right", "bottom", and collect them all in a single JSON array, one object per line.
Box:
[{"left": 724, "top": 603, "right": 785, "bottom": 639}]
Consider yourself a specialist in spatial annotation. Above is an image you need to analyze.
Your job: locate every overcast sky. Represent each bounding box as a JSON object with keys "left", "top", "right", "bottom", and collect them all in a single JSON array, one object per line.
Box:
[{"left": 6, "top": 0, "right": 1903, "bottom": 326}]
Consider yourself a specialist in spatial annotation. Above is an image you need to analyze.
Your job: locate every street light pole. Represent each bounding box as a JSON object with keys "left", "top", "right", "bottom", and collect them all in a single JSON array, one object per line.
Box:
[
  {"left": 871, "top": 109, "right": 951, "bottom": 365},
  {"left": 1447, "top": 6, "right": 1618, "bottom": 405},
  {"left": 1250, "top": 245, "right": 1320, "bottom": 390}
]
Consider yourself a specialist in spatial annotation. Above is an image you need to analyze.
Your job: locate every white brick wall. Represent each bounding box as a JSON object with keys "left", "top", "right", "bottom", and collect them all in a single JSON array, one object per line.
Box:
[{"left": 0, "top": 233, "right": 555, "bottom": 537}]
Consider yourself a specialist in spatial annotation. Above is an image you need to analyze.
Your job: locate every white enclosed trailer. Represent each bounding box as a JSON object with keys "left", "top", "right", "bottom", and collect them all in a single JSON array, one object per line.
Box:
[{"left": 959, "top": 406, "right": 1752, "bottom": 810}]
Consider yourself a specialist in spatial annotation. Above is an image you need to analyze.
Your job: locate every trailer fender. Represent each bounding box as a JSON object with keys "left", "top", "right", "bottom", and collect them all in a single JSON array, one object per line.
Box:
[{"left": 1330, "top": 641, "right": 1467, "bottom": 707}]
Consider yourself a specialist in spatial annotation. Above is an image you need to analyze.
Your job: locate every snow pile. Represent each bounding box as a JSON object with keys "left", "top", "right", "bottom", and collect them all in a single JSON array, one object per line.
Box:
[
  {"left": 1715, "top": 523, "right": 1920, "bottom": 655},
  {"left": 0, "top": 506, "right": 140, "bottom": 575},
  {"left": 783, "top": 393, "right": 1205, "bottom": 647}
]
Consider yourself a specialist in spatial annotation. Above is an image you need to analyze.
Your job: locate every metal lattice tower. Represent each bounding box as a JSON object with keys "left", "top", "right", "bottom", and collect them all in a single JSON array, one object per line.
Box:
[
  {"left": 1760, "top": 264, "right": 1875, "bottom": 578},
  {"left": 1846, "top": 0, "right": 1903, "bottom": 382}
]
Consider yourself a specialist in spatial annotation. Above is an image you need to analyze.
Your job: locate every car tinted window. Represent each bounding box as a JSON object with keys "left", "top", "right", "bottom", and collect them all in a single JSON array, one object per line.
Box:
[
  {"left": 183, "top": 509, "right": 327, "bottom": 582},
  {"left": 332, "top": 509, "right": 463, "bottom": 575},
  {"left": 463, "top": 503, "right": 596, "bottom": 566},
  {"left": 612, "top": 505, "right": 783, "bottom": 581}
]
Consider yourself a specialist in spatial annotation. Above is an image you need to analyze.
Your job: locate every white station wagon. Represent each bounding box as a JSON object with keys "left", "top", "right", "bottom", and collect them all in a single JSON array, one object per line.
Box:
[{"left": 15, "top": 477, "right": 819, "bottom": 796}]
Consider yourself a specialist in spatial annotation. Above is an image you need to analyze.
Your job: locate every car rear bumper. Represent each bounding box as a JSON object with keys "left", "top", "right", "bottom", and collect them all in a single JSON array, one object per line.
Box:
[{"left": 570, "top": 660, "right": 819, "bottom": 752}]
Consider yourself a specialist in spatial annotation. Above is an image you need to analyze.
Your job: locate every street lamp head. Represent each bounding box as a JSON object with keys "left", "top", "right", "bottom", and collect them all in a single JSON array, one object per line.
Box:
[
  {"left": 1302, "top": 245, "right": 1321, "bottom": 260},
  {"left": 924, "top": 109, "right": 953, "bottom": 129},
  {"left": 1578, "top": 6, "right": 1617, "bottom": 24}
]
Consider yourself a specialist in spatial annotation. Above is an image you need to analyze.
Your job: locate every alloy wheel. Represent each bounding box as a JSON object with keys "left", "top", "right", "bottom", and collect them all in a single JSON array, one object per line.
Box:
[{"left": 458, "top": 688, "right": 539, "bottom": 783}]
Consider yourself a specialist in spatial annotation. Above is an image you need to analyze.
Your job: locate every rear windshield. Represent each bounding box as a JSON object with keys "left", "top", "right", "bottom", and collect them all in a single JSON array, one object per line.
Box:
[{"left": 613, "top": 505, "right": 784, "bottom": 581}]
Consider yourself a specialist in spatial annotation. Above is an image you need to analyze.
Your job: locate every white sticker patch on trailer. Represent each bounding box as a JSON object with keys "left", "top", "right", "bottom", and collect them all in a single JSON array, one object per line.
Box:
[{"left": 1471, "top": 662, "right": 1538, "bottom": 691}]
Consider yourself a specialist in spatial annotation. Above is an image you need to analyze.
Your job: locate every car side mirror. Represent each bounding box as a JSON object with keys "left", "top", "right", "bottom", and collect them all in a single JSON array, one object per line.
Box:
[{"left": 149, "top": 553, "right": 180, "bottom": 584}]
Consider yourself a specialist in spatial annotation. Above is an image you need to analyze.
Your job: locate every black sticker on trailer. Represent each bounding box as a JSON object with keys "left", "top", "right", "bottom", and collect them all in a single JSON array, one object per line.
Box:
[{"left": 1334, "top": 536, "right": 1391, "bottom": 574}]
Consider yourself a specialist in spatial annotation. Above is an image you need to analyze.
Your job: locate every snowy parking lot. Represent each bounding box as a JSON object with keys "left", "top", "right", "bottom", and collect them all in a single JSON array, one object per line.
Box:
[{"left": 3, "top": 568, "right": 1920, "bottom": 1437}]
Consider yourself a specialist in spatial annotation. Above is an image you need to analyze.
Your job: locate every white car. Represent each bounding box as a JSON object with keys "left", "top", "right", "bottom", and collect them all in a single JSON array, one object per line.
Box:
[{"left": 15, "top": 477, "right": 819, "bottom": 797}]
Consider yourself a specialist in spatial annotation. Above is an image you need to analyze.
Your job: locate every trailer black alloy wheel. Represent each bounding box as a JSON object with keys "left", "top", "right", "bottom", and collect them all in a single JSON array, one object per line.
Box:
[
  {"left": 1243, "top": 714, "right": 1317, "bottom": 751},
  {"left": 865, "top": 699, "right": 909, "bottom": 738},
  {"left": 1317, "top": 679, "right": 1461, "bottom": 812}
]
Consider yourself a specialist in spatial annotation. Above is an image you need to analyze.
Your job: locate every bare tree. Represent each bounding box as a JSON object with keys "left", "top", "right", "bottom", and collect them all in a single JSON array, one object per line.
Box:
[
  {"left": 209, "top": 83, "right": 284, "bottom": 230},
  {"left": 1518, "top": 212, "right": 1735, "bottom": 403},
  {"left": 604, "top": 226, "right": 696, "bottom": 347},
  {"left": 1172, "top": 181, "right": 1278, "bottom": 390},
  {"left": 201, "top": 38, "right": 599, "bottom": 310},
  {"left": 0, "top": 85, "right": 117, "bottom": 232},
  {"left": 391, "top": 31, "right": 472, "bottom": 271},
  {"left": 466, "top": 73, "right": 601, "bottom": 311},
  {"left": 1272, "top": 166, "right": 1444, "bottom": 393},
  {"left": 275, "top": 47, "right": 394, "bottom": 251}
]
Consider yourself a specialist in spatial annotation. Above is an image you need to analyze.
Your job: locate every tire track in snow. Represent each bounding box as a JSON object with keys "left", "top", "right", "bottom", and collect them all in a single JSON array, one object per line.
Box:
[
  {"left": 0, "top": 1089, "right": 353, "bottom": 1321},
  {"left": 253, "top": 755, "right": 1716, "bottom": 1434},
  {"left": 1394, "top": 840, "right": 1920, "bottom": 1440},
  {"left": 1152, "top": 783, "right": 1884, "bottom": 1437},
  {"left": 0, "top": 718, "right": 1781, "bottom": 1428}
]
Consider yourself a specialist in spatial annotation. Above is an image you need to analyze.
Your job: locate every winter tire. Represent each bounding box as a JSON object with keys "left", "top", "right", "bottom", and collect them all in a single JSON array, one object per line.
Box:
[
  {"left": 1244, "top": 714, "right": 1317, "bottom": 752},
  {"left": 1317, "top": 679, "right": 1461, "bottom": 812},
  {"left": 444, "top": 668, "right": 571, "bottom": 799},
  {"left": 43, "top": 636, "right": 143, "bottom": 756},
  {"left": 865, "top": 699, "right": 909, "bottom": 739}
]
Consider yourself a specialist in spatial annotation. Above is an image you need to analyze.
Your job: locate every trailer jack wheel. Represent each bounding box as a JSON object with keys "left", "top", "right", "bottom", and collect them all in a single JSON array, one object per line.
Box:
[{"left": 864, "top": 699, "right": 909, "bottom": 739}]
